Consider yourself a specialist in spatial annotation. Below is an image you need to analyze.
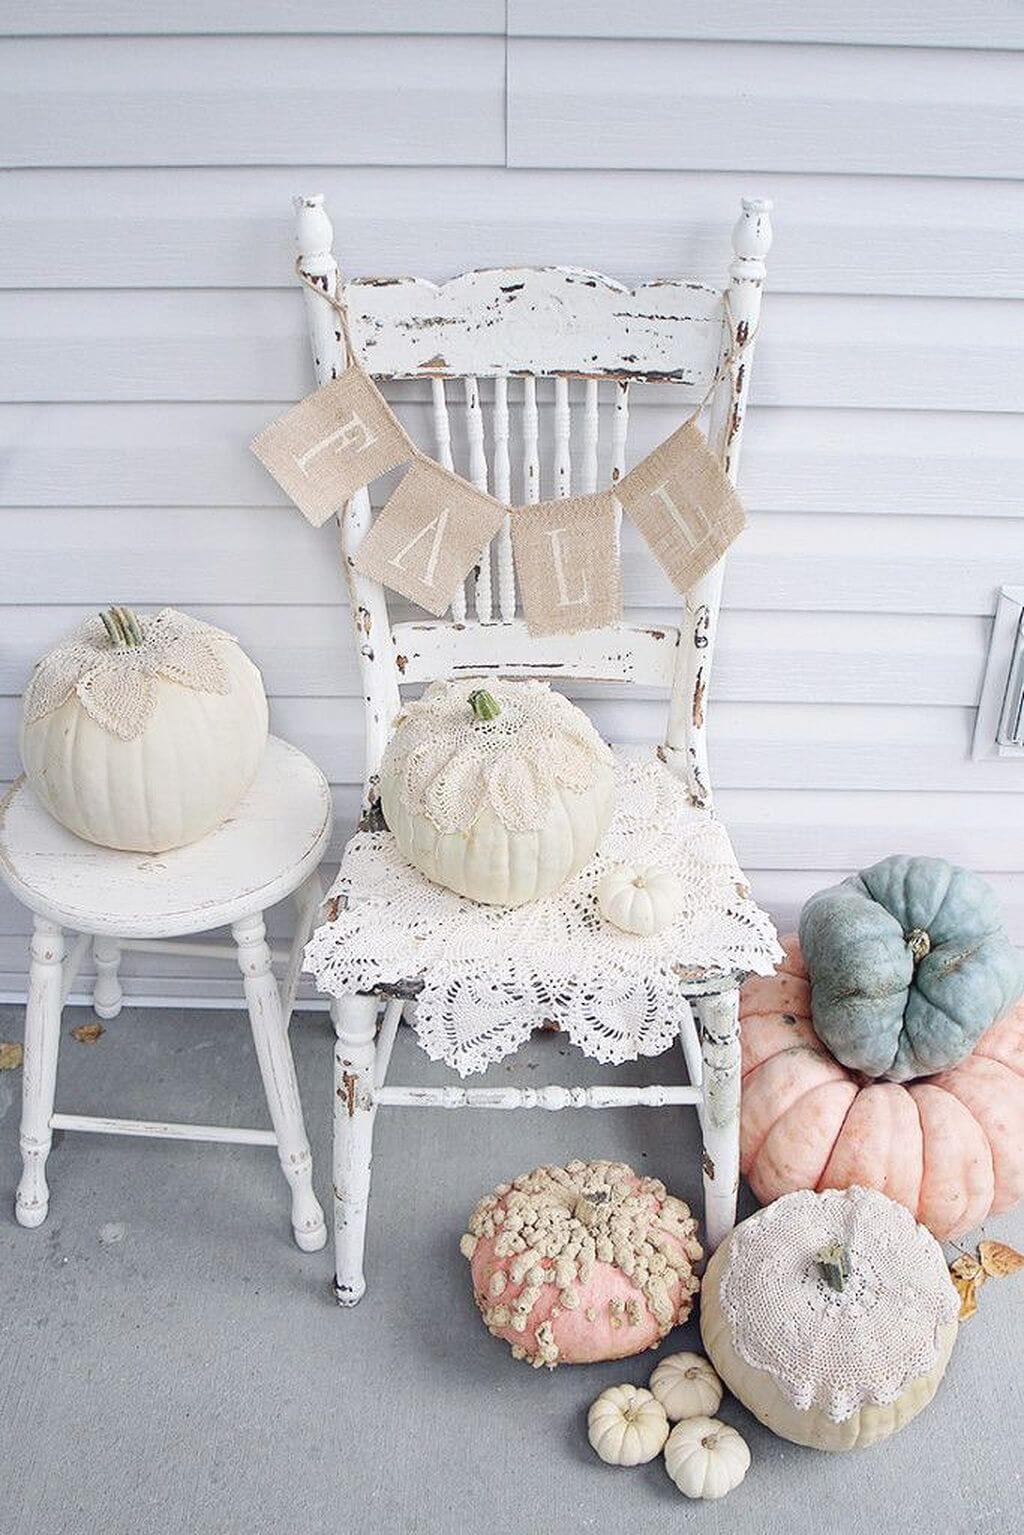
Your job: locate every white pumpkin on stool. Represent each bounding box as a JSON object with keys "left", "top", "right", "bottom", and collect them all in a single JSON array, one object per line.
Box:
[{"left": 19, "top": 606, "right": 267, "bottom": 853}]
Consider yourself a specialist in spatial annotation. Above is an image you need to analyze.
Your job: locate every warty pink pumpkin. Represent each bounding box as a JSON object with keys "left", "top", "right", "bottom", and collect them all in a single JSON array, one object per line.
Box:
[
  {"left": 740, "top": 936, "right": 1024, "bottom": 1241},
  {"left": 461, "top": 1160, "right": 702, "bottom": 1367}
]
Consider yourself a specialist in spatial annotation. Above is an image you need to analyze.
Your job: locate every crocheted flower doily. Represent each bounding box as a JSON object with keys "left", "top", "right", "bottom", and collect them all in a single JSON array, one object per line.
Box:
[
  {"left": 380, "top": 677, "right": 614, "bottom": 834},
  {"left": 305, "top": 748, "right": 782, "bottom": 1077},
  {"left": 717, "top": 1186, "right": 960, "bottom": 1423},
  {"left": 22, "top": 609, "right": 234, "bottom": 741}
]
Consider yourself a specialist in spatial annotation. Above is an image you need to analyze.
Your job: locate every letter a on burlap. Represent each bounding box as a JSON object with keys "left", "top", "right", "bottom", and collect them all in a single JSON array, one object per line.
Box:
[{"left": 353, "top": 457, "right": 507, "bottom": 616}]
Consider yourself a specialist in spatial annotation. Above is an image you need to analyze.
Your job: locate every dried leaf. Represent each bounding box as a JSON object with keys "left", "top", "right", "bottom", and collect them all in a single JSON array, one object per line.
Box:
[
  {"left": 0, "top": 1040, "right": 23, "bottom": 1070},
  {"left": 952, "top": 1272, "right": 980, "bottom": 1322},
  {"left": 979, "top": 1241, "right": 1024, "bottom": 1279},
  {"left": 70, "top": 1022, "right": 104, "bottom": 1044}
]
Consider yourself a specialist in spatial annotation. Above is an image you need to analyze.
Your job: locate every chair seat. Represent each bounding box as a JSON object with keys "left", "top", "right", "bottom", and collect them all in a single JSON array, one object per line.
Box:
[
  {"left": 0, "top": 736, "right": 331, "bottom": 939},
  {"left": 305, "top": 748, "right": 781, "bottom": 1077}
]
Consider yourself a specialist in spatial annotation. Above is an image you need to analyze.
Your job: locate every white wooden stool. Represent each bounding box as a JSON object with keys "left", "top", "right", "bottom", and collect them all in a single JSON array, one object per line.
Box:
[{"left": 0, "top": 735, "right": 331, "bottom": 1252}]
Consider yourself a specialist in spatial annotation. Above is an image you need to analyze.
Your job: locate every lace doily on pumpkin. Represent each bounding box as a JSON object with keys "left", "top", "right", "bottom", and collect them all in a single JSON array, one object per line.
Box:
[
  {"left": 382, "top": 677, "right": 613, "bottom": 834},
  {"left": 304, "top": 749, "right": 782, "bottom": 1077},
  {"left": 22, "top": 609, "right": 233, "bottom": 741},
  {"left": 717, "top": 1186, "right": 960, "bottom": 1423}
]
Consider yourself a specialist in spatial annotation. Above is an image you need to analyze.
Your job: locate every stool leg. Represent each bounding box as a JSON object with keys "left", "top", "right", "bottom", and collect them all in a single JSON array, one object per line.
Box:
[
  {"left": 16, "top": 916, "right": 64, "bottom": 1228},
  {"left": 92, "top": 937, "right": 123, "bottom": 1020},
  {"left": 232, "top": 912, "right": 326, "bottom": 1253}
]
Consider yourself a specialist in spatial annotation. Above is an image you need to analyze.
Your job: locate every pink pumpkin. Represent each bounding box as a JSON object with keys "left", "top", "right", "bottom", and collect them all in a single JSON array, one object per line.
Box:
[
  {"left": 461, "top": 1160, "right": 702, "bottom": 1368},
  {"left": 741, "top": 936, "right": 1024, "bottom": 1240}
]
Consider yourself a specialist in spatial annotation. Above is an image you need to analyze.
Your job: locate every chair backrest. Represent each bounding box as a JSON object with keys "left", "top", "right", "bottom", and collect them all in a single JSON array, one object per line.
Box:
[{"left": 294, "top": 194, "right": 773, "bottom": 816}]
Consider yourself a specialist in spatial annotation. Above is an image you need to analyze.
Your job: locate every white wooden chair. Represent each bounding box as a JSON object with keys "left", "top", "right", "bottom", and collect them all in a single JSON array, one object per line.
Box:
[
  {"left": 294, "top": 192, "right": 777, "bottom": 1305},
  {"left": 1, "top": 737, "right": 330, "bottom": 1252}
]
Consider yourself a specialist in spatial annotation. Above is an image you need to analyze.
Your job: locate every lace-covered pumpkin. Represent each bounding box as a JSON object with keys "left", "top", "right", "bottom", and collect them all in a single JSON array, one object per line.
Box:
[
  {"left": 700, "top": 1186, "right": 959, "bottom": 1450},
  {"left": 19, "top": 607, "right": 268, "bottom": 852},
  {"left": 379, "top": 679, "right": 615, "bottom": 906},
  {"left": 461, "top": 1160, "right": 702, "bottom": 1368}
]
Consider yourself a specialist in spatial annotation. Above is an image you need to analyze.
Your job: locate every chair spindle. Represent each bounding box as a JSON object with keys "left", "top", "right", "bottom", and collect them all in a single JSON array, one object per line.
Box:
[{"left": 431, "top": 377, "right": 466, "bottom": 622}]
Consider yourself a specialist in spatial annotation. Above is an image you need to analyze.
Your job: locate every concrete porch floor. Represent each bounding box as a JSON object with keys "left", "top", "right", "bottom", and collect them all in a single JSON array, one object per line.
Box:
[{"left": 0, "top": 999, "right": 1021, "bottom": 1535}]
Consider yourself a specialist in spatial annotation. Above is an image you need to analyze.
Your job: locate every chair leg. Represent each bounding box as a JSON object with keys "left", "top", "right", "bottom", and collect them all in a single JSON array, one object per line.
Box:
[
  {"left": 331, "top": 993, "right": 379, "bottom": 1306},
  {"left": 232, "top": 912, "right": 326, "bottom": 1253},
  {"left": 15, "top": 917, "right": 64, "bottom": 1228},
  {"left": 696, "top": 987, "right": 742, "bottom": 1253},
  {"left": 92, "top": 936, "right": 123, "bottom": 1020}
]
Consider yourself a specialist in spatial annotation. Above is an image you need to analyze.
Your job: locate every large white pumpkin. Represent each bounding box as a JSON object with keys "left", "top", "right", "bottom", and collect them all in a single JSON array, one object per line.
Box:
[
  {"left": 379, "top": 678, "right": 615, "bottom": 906},
  {"left": 700, "top": 1187, "right": 959, "bottom": 1452},
  {"left": 20, "top": 607, "right": 268, "bottom": 853}
]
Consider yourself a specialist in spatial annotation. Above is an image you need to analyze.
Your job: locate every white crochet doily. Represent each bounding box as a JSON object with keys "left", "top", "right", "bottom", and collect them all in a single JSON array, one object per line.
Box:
[
  {"left": 381, "top": 677, "right": 613, "bottom": 834},
  {"left": 305, "top": 748, "right": 782, "bottom": 1077},
  {"left": 23, "top": 609, "right": 233, "bottom": 740},
  {"left": 718, "top": 1186, "right": 960, "bottom": 1423}
]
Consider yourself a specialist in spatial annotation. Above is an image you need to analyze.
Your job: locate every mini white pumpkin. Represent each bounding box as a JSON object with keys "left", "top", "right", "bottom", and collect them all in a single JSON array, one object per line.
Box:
[
  {"left": 649, "top": 1351, "right": 723, "bottom": 1422},
  {"left": 663, "top": 1417, "right": 750, "bottom": 1500},
  {"left": 19, "top": 607, "right": 268, "bottom": 853},
  {"left": 597, "top": 863, "right": 682, "bottom": 936},
  {"left": 587, "top": 1384, "right": 669, "bottom": 1466},
  {"left": 379, "top": 678, "right": 615, "bottom": 907}
]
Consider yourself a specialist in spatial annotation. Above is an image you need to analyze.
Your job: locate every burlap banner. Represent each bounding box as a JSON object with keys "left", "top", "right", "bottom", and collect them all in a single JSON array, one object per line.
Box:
[
  {"left": 250, "top": 365, "right": 412, "bottom": 527},
  {"left": 352, "top": 457, "right": 506, "bottom": 616},
  {"left": 615, "top": 419, "right": 746, "bottom": 599},
  {"left": 510, "top": 492, "right": 621, "bottom": 637},
  {"left": 251, "top": 349, "right": 748, "bottom": 632}
]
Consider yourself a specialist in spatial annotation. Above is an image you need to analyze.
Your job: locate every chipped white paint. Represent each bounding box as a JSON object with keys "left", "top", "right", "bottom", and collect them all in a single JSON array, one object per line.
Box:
[
  {"left": 391, "top": 617, "right": 679, "bottom": 687},
  {"left": 697, "top": 988, "right": 743, "bottom": 1252},
  {"left": 295, "top": 192, "right": 771, "bottom": 1303},
  {"left": 1, "top": 736, "right": 331, "bottom": 1251},
  {"left": 343, "top": 265, "right": 725, "bottom": 384},
  {"left": 376, "top": 1083, "right": 701, "bottom": 1109},
  {"left": 331, "top": 991, "right": 379, "bottom": 1305}
]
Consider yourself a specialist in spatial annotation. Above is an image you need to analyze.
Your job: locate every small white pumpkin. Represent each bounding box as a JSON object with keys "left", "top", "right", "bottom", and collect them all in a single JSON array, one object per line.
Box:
[
  {"left": 663, "top": 1417, "right": 750, "bottom": 1500},
  {"left": 379, "top": 678, "right": 615, "bottom": 907},
  {"left": 597, "top": 863, "right": 682, "bottom": 936},
  {"left": 19, "top": 607, "right": 268, "bottom": 853},
  {"left": 649, "top": 1351, "right": 723, "bottom": 1422},
  {"left": 587, "top": 1384, "right": 669, "bottom": 1466}
]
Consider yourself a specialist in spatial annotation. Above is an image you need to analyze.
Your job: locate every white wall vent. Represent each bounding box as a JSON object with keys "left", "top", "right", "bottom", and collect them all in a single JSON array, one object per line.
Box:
[{"left": 973, "top": 586, "right": 1024, "bottom": 760}]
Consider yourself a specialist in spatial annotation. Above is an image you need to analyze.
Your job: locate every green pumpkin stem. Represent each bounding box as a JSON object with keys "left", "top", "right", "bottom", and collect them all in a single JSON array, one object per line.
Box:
[
  {"left": 468, "top": 688, "right": 501, "bottom": 722},
  {"left": 100, "top": 605, "right": 143, "bottom": 647},
  {"left": 816, "top": 1241, "right": 850, "bottom": 1293}
]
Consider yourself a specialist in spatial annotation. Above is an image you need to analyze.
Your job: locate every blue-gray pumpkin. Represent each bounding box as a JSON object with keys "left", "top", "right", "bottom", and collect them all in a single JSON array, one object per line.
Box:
[{"left": 799, "top": 855, "right": 1023, "bottom": 1082}]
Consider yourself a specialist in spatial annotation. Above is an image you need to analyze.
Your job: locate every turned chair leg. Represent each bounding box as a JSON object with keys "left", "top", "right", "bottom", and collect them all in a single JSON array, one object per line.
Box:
[
  {"left": 15, "top": 916, "right": 64, "bottom": 1228},
  {"left": 331, "top": 993, "right": 379, "bottom": 1306},
  {"left": 696, "top": 987, "right": 742, "bottom": 1253},
  {"left": 232, "top": 912, "right": 326, "bottom": 1252},
  {"left": 92, "top": 936, "right": 123, "bottom": 1020}
]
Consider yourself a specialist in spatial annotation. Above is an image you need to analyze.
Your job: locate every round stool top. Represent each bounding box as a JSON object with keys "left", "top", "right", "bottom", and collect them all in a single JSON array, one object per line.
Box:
[{"left": 0, "top": 736, "right": 331, "bottom": 938}]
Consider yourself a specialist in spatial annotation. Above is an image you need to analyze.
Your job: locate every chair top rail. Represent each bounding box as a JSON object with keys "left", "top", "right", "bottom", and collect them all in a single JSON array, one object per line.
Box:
[{"left": 343, "top": 265, "right": 727, "bottom": 385}]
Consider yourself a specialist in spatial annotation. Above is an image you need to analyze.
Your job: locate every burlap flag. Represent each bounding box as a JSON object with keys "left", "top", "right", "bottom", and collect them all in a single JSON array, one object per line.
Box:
[
  {"left": 250, "top": 365, "right": 412, "bottom": 527},
  {"left": 510, "top": 491, "right": 622, "bottom": 637},
  {"left": 615, "top": 419, "right": 746, "bottom": 597},
  {"left": 353, "top": 457, "right": 506, "bottom": 616}
]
